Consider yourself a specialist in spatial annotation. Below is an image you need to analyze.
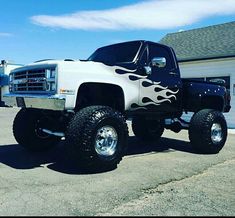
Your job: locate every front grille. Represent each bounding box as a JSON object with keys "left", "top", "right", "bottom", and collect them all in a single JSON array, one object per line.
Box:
[
  {"left": 14, "top": 70, "right": 46, "bottom": 79},
  {"left": 10, "top": 66, "right": 56, "bottom": 94}
]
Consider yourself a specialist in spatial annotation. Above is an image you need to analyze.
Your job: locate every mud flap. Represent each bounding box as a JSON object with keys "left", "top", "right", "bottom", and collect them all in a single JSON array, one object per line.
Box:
[{"left": 16, "top": 97, "right": 26, "bottom": 108}]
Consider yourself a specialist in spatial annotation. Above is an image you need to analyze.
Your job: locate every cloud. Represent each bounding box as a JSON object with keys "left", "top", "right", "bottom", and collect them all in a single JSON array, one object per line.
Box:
[
  {"left": 31, "top": 0, "right": 235, "bottom": 30},
  {"left": 0, "top": 32, "right": 13, "bottom": 37}
]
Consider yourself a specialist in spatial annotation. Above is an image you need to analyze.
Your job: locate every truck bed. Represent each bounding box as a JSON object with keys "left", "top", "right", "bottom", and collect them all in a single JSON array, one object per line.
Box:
[{"left": 182, "top": 78, "right": 230, "bottom": 113}]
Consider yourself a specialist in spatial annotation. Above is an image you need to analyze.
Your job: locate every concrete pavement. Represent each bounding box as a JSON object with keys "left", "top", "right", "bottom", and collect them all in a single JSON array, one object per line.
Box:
[{"left": 0, "top": 108, "right": 234, "bottom": 216}]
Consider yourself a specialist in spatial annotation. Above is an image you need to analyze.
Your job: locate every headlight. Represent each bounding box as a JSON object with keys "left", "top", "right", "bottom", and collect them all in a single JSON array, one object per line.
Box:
[
  {"left": 46, "top": 68, "right": 56, "bottom": 79},
  {"left": 51, "top": 82, "right": 56, "bottom": 91},
  {"left": 46, "top": 68, "right": 56, "bottom": 92},
  {"left": 9, "top": 85, "right": 13, "bottom": 92},
  {"left": 46, "top": 82, "right": 56, "bottom": 92},
  {"left": 50, "top": 69, "right": 56, "bottom": 78},
  {"left": 9, "top": 74, "right": 13, "bottom": 82}
]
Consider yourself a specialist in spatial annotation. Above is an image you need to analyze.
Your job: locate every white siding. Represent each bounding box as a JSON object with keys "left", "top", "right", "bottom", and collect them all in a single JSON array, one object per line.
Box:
[
  {"left": 3, "top": 64, "right": 22, "bottom": 75},
  {"left": 1, "top": 64, "right": 23, "bottom": 101},
  {"left": 179, "top": 57, "right": 235, "bottom": 128},
  {"left": 0, "top": 67, "right": 4, "bottom": 74}
]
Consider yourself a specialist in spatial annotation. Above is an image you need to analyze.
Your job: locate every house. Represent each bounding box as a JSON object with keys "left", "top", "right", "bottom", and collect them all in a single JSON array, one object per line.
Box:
[
  {"left": 0, "top": 60, "right": 23, "bottom": 106},
  {"left": 160, "top": 21, "right": 235, "bottom": 128}
]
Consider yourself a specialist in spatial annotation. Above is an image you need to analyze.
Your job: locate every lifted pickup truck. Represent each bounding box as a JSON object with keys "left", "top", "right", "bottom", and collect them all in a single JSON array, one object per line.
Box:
[{"left": 3, "top": 40, "right": 231, "bottom": 170}]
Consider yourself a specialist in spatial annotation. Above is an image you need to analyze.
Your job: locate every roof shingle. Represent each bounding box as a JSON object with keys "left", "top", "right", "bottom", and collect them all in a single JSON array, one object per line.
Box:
[{"left": 159, "top": 21, "right": 235, "bottom": 61}]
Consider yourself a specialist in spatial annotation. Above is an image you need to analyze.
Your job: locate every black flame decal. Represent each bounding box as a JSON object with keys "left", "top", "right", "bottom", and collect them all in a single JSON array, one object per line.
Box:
[{"left": 113, "top": 66, "right": 179, "bottom": 111}]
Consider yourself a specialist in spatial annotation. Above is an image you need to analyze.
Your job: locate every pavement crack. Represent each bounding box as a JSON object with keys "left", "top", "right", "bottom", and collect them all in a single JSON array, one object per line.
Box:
[{"left": 141, "top": 158, "right": 235, "bottom": 195}]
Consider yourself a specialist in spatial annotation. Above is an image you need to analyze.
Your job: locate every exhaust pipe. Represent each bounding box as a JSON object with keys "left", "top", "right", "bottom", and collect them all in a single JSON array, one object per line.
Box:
[
  {"left": 165, "top": 118, "right": 189, "bottom": 133},
  {"left": 40, "top": 128, "right": 65, "bottom": 137}
]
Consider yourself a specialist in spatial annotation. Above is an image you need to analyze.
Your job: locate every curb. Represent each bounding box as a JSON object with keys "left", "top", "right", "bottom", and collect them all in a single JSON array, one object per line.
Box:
[{"left": 228, "top": 129, "right": 235, "bottom": 135}]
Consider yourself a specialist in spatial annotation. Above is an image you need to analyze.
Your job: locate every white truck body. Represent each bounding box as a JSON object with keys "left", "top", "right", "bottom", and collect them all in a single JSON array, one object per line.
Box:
[
  {"left": 56, "top": 60, "right": 140, "bottom": 110},
  {"left": 3, "top": 59, "right": 178, "bottom": 111}
]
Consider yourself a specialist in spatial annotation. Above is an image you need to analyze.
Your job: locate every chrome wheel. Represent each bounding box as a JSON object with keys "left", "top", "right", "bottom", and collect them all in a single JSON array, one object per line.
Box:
[
  {"left": 95, "top": 126, "right": 118, "bottom": 157},
  {"left": 211, "top": 123, "right": 223, "bottom": 144}
]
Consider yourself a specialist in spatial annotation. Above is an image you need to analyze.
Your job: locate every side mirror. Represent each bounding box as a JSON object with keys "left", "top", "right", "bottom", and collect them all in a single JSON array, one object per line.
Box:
[{"left": 151, "top": 57, "right": 166, "bottom": 68}]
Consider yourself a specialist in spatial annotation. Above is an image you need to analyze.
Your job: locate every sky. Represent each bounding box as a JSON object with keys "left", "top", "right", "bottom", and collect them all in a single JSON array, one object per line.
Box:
[{"left": 0, "top": 0, "right": 235, "bottom": 64}]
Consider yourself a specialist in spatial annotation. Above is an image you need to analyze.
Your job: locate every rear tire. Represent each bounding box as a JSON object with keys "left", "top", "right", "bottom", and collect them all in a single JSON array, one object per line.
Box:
[
  {"left": 189, "top": 109, "right": 227, "bottom": 154},
  {"left": 13, "top": 108, "right": 60, "bottom": 151},
  {"left": 132, "top": 116, "right": 164, "bottom": 142},
  {"left": 65, "top": 106, "right": 128, "bottom": 171}
]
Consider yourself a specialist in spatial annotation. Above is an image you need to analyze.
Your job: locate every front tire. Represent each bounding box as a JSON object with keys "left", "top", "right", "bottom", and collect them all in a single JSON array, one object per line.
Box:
[
  {"left": 66, "top": 106, "right": 128, "bottom": 171},
  {"left": 132, "top": 116, "right": 164, "bottom": 142},
  {"left": 13, "top": 108, "right": 60, "bottom": 151},
  {"left": 189, "top": 109, "right": 227, "bottom": 154}
]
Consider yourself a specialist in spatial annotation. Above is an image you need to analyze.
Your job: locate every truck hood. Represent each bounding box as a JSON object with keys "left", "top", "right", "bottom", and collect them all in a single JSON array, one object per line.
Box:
[
  {"left": 12, "top": 59, "right": 139, "bottom": 78},
  {"left": 12, "top": 59, "right": 134, "bottom": 73}
]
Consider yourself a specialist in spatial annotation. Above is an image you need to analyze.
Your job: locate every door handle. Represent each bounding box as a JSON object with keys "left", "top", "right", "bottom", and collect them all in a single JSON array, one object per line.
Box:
[
  {"left": 144, "top": 66, "right": 152, "bottom": 75},
  {"left": 169, "top": 72, "right": 177, "bottom": 75}
]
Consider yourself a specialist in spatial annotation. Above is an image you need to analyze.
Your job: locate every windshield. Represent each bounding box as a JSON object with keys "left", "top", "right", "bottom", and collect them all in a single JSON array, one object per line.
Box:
[{"left": 88, "top": 41, "right": 142, "bottom": 64}]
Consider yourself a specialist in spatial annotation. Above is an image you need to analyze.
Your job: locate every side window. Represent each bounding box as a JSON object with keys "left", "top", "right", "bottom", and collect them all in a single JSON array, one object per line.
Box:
[
  {"left": 149, "top": 44, "right": 174, "bottom": 71},
  {"left": 139, "top": 48, "right": 148, "bottom": 66}
]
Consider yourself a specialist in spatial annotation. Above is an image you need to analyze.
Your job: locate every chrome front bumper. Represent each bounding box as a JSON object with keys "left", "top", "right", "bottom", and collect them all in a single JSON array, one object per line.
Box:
[{"left": 3, "top": 94, "right": 65, "bottom": 111}]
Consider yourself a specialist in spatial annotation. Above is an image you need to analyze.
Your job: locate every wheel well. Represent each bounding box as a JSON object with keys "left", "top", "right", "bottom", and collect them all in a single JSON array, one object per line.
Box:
[
  {"left": 75, "top": 83, "right": 125, "bottom": 112},
  {"left": 200, "top": 96, "right": 224, "bottom": 111}
]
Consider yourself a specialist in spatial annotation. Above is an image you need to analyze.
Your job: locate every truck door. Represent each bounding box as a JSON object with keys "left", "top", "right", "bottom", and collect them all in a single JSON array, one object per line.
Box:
[{"left": 139, "top": 43, "right": 182, "bottom": 114}]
